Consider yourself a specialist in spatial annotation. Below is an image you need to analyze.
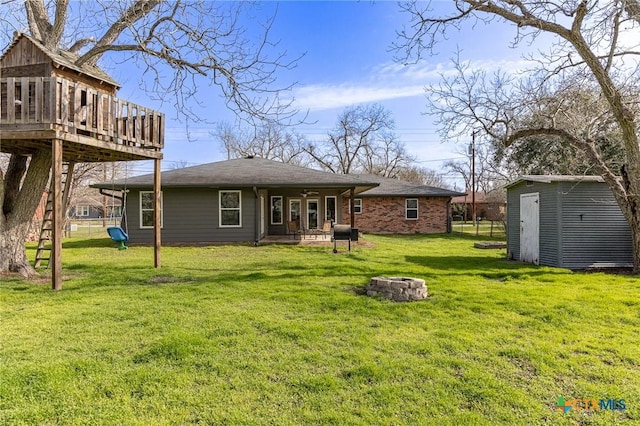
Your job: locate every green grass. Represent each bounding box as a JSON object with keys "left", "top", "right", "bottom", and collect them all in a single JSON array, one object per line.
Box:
[{"left": 1, "top": 234, "right": 639, "bottom": 425}]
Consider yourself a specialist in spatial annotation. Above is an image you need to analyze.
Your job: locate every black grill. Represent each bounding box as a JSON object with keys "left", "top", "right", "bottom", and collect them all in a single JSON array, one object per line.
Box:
[{"left": 333, "top": 224, "right": 356, "bottom": 253}]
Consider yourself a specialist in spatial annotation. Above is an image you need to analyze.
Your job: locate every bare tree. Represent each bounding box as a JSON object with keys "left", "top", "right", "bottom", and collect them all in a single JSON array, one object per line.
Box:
[
  {"left": 214, "top": 121, "right": 309, "bottom": 166},
  {"left": 396, "top": 0, "right": 640, "bottom": 271},
  {"left": 396, "top": 165, "right": 449, "bottom": 187},
  {"left": 305, "top": 103, "right": 414, "bottom": 175},
  {"left": 0, "top": 1, "right": 300, "bottom": 276}
]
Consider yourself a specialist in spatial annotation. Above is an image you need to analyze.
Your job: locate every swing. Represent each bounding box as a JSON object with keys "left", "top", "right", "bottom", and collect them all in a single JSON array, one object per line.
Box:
[
  {"left": 107, "top": 226, "right": 128, "bottom": 250},
  {"left": 106, "top": 163, "right": 129, "bottom": 250}
]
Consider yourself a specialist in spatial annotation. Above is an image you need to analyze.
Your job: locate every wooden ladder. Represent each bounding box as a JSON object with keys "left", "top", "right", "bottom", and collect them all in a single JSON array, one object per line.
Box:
[{"left": 35, "top": 162, "right": 75, "bottom": 268}]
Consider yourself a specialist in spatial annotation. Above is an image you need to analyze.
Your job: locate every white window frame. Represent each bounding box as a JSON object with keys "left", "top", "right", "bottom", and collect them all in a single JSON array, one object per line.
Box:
[
  {"left": 139, "top": 191, "right": 163, "bottom": 229},
  {"left": 349, "top": 198, "right": 362, "bottom": 214},
  {"left": 77, "top": 206, "right": 90, "bottom": 217},
  {"left": 271, "top": 196, "right": 283, "bottom": 225},
  {"left": 406, "top": 198, "right": 419, "bottom": 220},
  {"left": 219, "top": 190, "right": 242, "bottom": 228}
]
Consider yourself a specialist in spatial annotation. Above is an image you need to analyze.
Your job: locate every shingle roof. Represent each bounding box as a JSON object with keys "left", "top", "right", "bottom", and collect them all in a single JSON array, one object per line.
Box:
[
  {"left": 354, "top": 174, "right": 465, "bottom": 197},
  {"left": 1, "top": 33, "right": 120, "bottom": 88},
  {"left": 93, "top": 157, "right": 380, "bottom": 193}
]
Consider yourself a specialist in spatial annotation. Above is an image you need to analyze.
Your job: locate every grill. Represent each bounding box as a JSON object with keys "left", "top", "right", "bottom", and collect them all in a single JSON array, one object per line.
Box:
[{"left": 333, "top": 224, "right": 357, "bottom": 253}]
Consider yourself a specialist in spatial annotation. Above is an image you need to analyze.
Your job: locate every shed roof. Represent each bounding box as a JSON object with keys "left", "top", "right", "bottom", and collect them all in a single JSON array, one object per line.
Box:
[
  {"left": 354, "top": 174, "right": 464, "bottom": 197},
  {"left": 1, "top": 33, "right": 120, "bottom": 88},
  {"left": 93, "top": 157, "right": 380, "bottom": 193},
  {"left": 505, "top": 175, "right": 605, "bottom": 189}
]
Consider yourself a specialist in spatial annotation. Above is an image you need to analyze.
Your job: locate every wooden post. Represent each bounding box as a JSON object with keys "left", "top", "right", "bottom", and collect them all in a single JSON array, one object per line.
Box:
[
  {"left": 153, "top": 158, "right": 161, "bottom": 268},
  {"left": 52, "top": 139, "right": 63, "bottom": 290},
  {"left": 350, "top": 187, "right": 355, "bottom": 228}
]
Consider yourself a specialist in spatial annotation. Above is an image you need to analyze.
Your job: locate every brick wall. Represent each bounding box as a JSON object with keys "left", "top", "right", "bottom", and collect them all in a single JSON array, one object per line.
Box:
[{"left": 341, "top": 196, "right": 450, "bottom": 234}]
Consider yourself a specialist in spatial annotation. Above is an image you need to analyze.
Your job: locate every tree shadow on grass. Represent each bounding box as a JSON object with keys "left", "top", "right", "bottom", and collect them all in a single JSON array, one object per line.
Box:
[
  {"left": 405, "top": 255, "right": 573, "bottom": 280},
  {"left": 62, "top": 238, "right": 115, "bottom": 249}
]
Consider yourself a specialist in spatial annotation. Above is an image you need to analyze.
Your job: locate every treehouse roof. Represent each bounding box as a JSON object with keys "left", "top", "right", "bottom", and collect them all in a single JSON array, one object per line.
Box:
[{"left": 0, "top": 32, "right": 120, "bottom": 89}]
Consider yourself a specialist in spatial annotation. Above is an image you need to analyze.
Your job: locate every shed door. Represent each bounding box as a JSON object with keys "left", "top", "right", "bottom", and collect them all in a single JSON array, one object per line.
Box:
[{"left": 520, "top": 193, "right": 539, "bottom": 265}]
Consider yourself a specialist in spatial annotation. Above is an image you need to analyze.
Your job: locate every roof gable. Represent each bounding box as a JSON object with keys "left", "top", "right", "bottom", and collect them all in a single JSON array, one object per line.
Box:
[
  {"left": 1, "top": 33, "right": 120, "bottom": 88},
  {"left": 355, "top": 174, "right": 464, "bottom": 197}
]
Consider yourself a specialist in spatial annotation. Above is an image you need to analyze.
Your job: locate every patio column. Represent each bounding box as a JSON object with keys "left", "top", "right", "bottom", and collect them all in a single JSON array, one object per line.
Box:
[
  {"left": 350, "top": 187, "right": 355, "bottom": 228},
  {"left": 153, "top": 158, "right": 161, "bottom": 268}
]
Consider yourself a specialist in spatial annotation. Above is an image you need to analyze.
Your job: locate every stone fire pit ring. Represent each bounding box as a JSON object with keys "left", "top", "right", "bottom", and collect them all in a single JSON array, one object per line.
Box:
[{"left": 366, "top": 276, "right": 427, "bottom": 302}]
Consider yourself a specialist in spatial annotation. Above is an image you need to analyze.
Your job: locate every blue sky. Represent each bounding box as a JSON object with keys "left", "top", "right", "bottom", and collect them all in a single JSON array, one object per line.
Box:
[{"left": 106, "top": 1, "right": 531, "bottom": 186}]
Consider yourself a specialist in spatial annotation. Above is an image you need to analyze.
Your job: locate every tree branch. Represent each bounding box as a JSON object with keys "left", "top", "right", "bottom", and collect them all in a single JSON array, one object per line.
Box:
[
  {"left": 24, "top": 0, "right": 50, "bottom": 43},
  {"left": 77, "top": 0, "right": 161, "bottom": 67}
]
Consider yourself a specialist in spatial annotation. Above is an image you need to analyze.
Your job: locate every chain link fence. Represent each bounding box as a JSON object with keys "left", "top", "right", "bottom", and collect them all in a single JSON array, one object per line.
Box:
[{"left": 451, "top": 220, "right": 506, "bottom": 238}]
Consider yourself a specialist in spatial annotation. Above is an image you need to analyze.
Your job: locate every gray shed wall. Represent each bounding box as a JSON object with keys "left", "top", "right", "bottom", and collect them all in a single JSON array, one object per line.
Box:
[
  {"left": 507, "top": 181, "right": 560, "bottom": 266},
  {"left": 557, "top": 181, "right": 632, "bottom": 268},
  {"left": 507, "top": 180, "right": 633, "bottom": 268}
]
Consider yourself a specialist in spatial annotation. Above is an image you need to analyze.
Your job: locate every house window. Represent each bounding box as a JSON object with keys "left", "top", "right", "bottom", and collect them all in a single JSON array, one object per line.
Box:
[
  {"left": 271, "top": 196, "right": 283, "bottom": 225},
  {"left": 349, "top": 198, "right": 362, "bottom": 214},
  {"left": 140, "top": 191, "right": 163, "bottom": 228},
  {"left": 220, "top": 190, "right": 242, "bottom": 227},
  {"left": 406, "top": 198, "right": 419, "bottom": 220},
  {"left": 108, "top": 206, "right": 122, "bottom": 217},
  {"left": 77, "top": 206, "right": 90, "bottom": 217}
]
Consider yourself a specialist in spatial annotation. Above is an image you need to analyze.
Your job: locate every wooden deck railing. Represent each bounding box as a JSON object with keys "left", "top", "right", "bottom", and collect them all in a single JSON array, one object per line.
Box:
[{"left": 0, "top": 77, "right": 164, "bottom": 151}]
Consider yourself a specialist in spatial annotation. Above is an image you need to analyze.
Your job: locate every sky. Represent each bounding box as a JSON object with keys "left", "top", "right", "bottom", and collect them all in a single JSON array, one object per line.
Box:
[{"left": 98, "top": 1, "right": 533, "bottom": 188}]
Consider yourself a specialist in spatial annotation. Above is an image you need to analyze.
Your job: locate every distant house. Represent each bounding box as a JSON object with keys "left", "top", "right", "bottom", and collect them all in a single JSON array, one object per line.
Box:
[
  {"left": 341, "top": 175, "right": 464, "bottom": 234},
  {"left": 506, "top": 175, "right": 633, "bottom": 268},
  {"left": 451, "top": 191, "right": 506, "bottom": 221},
  {"left": 69, "top": 195, "right": 122, "bottom": 220},
  {"left": 93, "top": 157, "right": 379, "bottom": 244}
]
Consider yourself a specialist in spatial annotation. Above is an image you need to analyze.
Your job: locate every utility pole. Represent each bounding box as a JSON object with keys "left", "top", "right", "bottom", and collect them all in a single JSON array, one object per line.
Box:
[
  {"left": 469, "top": 131, "right": 478, "bottom": 236},
  {"left": 469, "top": 133, "right": 475, "bottom": 223}
]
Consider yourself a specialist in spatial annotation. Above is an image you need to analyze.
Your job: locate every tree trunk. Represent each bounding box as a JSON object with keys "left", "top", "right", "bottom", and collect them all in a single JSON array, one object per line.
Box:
[
  {"left": 0, "top": 150, "right": 52, "bottom": 277},
  {"left": 630, "top": 215, "right": 640, "bottom": 274},
  {"left": 0, "top": 220, "right": 35, "bottom": 277}
]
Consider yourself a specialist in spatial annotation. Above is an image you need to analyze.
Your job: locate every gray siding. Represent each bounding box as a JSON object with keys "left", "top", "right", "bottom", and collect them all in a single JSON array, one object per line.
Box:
[
  {"left": 507, "top": 179, "right": 633, "bottom": 268},
  {"left": 124, "top": 187, "right": 345, "bottom": 242},
  {"left": 126, "top": 188, "right": 256, "bottom": 243}
]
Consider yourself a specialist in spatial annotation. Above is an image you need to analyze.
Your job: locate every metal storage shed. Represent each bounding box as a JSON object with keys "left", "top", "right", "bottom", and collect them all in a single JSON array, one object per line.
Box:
[{"left": 506, "top": 176, "right": 633, "bottom": 268}]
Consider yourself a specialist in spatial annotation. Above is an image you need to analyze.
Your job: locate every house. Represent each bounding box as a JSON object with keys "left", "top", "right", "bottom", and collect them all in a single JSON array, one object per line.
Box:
[
  {"left": 69, "top": 195, "right": 122, "bottom": 220},
  {"left": 341, "top": 175, "right": 465, "bottom": 234},
  {"left": 506, "top": 175, "right": 633, "bottom": 268},
  {"left": 93, "top": 157, "right": 379, "bottom": 244},
  {"left": 451, "top": 191, "right": 506, "bottom": 221}
]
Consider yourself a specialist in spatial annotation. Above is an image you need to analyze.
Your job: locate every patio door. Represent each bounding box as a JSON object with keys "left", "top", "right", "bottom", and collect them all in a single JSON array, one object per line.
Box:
[
  {"left": 307, "top": 199, "right": 319, "bottom": 230},
  {"left": 289, "top": 199, "right": 301, "bottom": 227},
  {"left": 325, "top": 196, "right": 336, "bottom": 223}
]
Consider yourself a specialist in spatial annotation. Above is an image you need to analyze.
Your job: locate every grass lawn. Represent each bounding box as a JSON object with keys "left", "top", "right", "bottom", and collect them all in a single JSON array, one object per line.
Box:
[{"left": 1, "top": 234, "right": 639, "bottom": 425}]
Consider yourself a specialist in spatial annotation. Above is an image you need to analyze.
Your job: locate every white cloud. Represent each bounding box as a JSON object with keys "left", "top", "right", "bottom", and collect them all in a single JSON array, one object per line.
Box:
[{"left": 291, "top": 57, "right": 530, "bottom": 111}]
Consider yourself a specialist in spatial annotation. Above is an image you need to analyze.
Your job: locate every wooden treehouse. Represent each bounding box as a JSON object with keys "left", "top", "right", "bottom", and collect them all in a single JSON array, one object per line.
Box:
[{"left": 0, "top": 33, "right": 164, "bottom": 290}]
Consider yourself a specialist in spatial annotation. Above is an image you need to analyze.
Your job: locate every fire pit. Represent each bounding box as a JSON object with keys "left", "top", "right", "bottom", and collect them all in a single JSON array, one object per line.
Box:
[{"left": 366, "top": 277, "right": 427, "bottom": 302}]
